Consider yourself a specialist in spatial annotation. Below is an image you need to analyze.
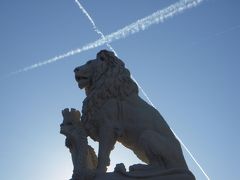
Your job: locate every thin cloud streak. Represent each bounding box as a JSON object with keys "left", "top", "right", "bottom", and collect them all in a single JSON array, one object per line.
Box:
[
  {"left": 10, "top": 0, "right": 203, "bottom": 75},
  {"left": 74, "top": 0, "right": 117, "bottom": 55}
]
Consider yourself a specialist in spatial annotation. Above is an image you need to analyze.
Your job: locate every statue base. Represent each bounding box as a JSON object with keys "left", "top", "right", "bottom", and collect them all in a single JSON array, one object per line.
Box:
[
  {"left": 94, "top": 164, "right": 195, "bottom": 180},
  {"left": 95, "top": 172, "right": 195, "bottom": 180}
]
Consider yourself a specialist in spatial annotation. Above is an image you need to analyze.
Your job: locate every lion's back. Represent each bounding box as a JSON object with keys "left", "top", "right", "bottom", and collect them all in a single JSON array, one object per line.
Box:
[{"left": 122, "top": 94, "right": 174, "bottom": 137}]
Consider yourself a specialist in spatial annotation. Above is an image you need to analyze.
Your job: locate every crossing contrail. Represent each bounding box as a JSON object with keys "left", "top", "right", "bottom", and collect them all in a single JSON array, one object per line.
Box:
[
  {"left": 9, "top": 0, "right": 203, "bottom": 76},
  {"left": 74, "top": 0, "right": 117, "bottom": 55},
  {"left": 74, "top": 1, "right": 210, "bottom": 180}
]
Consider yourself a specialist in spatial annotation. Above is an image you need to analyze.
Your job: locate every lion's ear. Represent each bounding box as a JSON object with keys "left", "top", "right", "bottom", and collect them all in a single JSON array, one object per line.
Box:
[{"left": 97, "top": 50, "right": 112, "bottom": 62}]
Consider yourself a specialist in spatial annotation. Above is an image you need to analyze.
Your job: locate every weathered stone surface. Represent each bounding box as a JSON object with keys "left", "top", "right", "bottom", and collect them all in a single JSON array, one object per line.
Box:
[{"left": 60, "top": 50, "right": 195, "bottom": 180}]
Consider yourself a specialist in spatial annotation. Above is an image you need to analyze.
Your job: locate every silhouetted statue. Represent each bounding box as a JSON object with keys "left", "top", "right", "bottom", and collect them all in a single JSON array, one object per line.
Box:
[{"left": 60, "top": 50, "right": 195, "bottom": 180}]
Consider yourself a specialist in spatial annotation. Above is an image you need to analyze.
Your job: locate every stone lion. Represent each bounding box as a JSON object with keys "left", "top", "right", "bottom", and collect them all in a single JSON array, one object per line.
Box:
[{"left": 74, "top": 50, "right": 189, "bottom": 174}]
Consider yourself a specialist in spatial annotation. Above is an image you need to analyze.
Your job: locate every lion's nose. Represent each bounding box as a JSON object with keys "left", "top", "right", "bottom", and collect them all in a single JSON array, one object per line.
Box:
[{"left": 74, "top": 67, "right": 80, "bottom": 73}]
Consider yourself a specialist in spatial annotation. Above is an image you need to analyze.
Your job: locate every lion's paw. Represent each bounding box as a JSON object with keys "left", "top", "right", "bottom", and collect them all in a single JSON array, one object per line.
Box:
[
  {"left": 62, "top": 108, "right": 81, "bottom": 121},
  {"left": 114, "top": 163, "right": 127, "bottom": 173}
]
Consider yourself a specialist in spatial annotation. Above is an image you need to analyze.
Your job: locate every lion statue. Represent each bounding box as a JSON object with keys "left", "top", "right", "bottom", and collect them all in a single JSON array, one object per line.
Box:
[{"left": 74, "top": 50, "right": 190, "bottom": 175}]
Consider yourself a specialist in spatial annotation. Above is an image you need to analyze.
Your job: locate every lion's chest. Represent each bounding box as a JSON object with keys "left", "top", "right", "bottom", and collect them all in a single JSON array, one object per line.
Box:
[{"left": 81, "top": 110, "right": 102, "bottom": 141}]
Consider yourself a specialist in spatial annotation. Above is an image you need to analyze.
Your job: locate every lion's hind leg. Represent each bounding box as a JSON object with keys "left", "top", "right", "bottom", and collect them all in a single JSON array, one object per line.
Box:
[
  {"left": 138, "top": 130, "right": 168, "bottom": 167},
  {"left": 137, "top": 130, "right": 186, "bottom": 170}
]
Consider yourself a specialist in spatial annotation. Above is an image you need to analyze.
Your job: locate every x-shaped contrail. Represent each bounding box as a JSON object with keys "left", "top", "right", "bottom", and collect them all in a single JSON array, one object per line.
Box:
[
  {"left": 4, "top": 0, "right": 210, "bottom": 179},
  {"left": 9, "top": 0, "right": 203, "bottom": 76}
]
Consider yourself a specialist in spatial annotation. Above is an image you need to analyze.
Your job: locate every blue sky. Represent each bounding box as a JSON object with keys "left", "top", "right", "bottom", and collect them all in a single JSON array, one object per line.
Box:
[{"left": 0, "top": 0, "right": 240, "bottom": 180}]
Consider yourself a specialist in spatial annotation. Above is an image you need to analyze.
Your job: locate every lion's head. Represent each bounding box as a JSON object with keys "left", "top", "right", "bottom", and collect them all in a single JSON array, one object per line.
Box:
[
  {"left": 74, "top": 50, "right": 138, "bottom": 96},
  {"left": 74, "top": 50, "right": 139, "bottom": 135}
]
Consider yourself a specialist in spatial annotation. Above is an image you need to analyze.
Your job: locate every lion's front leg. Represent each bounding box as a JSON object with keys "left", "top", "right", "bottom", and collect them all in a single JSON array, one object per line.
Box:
[{"left": 97, "top": 124, "right": 117, "bottom": 173}]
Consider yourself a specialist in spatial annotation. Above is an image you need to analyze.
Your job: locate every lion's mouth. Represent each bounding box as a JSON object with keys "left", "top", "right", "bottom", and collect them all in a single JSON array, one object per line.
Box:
[
  {"left": 75, "top": 75, "right": 88, "bottom": 82},
  {"left": 75, "top": 74, "right": 90, "bottom": 89}
]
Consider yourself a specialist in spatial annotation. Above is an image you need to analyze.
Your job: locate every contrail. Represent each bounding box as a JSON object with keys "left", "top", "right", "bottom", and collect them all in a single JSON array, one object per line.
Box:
[
  {"left": 74, "top": 0, "right": 117, "bottom": 55},
  {"left": 74, "top": 1, "right": 210, "bottom": 180},
  {"left": 9, "top": 0, "right": 203, "bottom": 76}
]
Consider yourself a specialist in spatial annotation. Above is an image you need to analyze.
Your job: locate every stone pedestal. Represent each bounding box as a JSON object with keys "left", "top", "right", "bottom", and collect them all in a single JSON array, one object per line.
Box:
[
  {"left": 94, "top": 164, "right": 195, "bottom": 180},
  {"left": 95, "top": 171, "right": 195, "bottom": 180}
]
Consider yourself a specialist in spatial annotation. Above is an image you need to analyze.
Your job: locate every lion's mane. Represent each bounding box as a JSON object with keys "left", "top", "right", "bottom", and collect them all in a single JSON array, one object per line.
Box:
[{"left": 81, "top": 50, "right": 138, "bottom": 130}]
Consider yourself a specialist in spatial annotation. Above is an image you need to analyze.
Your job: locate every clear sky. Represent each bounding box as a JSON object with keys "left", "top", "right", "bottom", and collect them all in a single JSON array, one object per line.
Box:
[{"left": 0, "top": 0, "right": 240, "bottom": 180}]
